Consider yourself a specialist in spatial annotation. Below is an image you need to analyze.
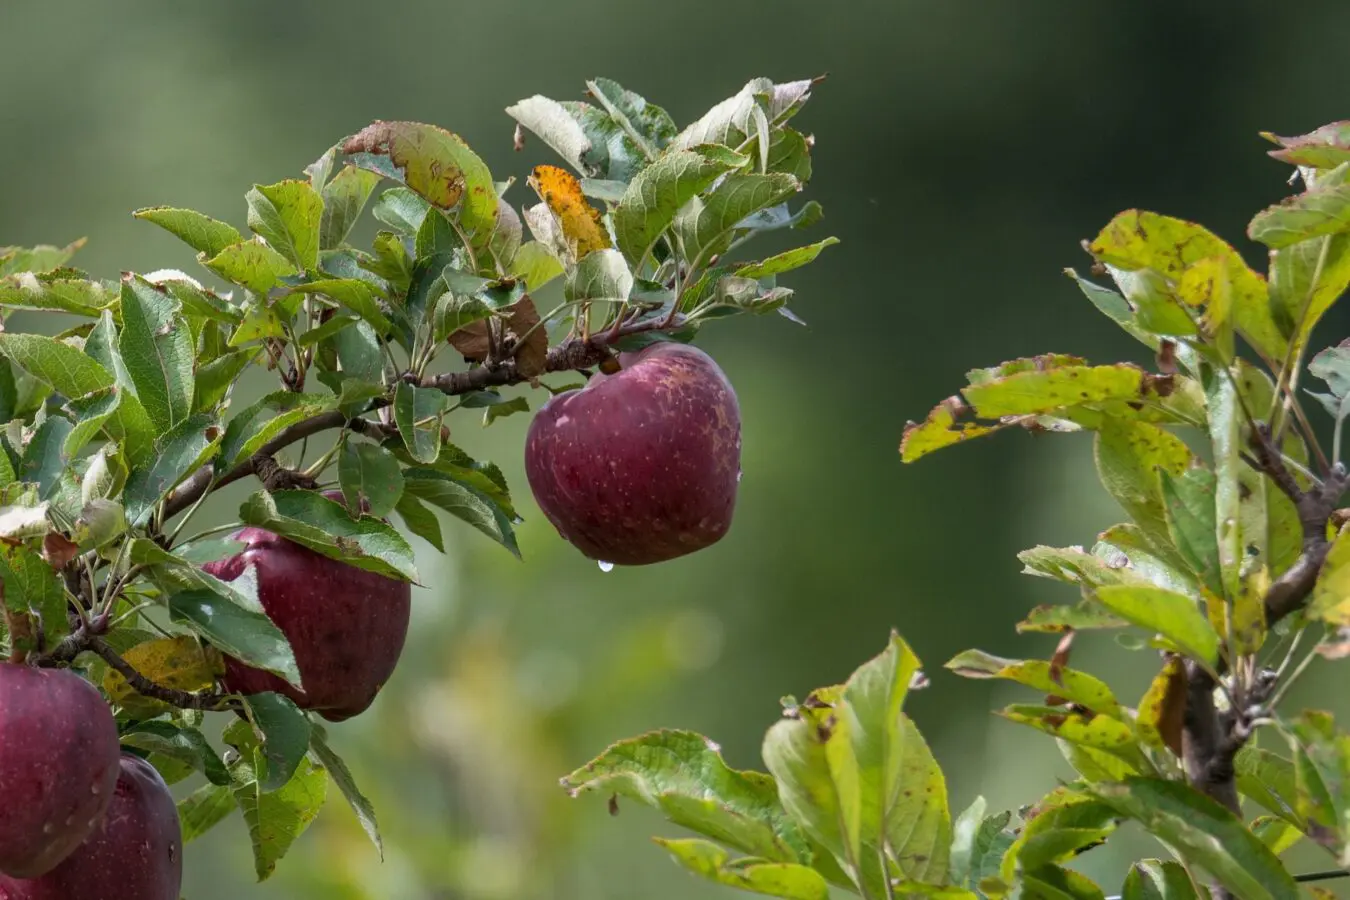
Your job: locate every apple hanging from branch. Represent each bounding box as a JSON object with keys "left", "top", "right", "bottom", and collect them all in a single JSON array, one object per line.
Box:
[{"left": 524, "top": 342, "right": 742, "bottom": 567}]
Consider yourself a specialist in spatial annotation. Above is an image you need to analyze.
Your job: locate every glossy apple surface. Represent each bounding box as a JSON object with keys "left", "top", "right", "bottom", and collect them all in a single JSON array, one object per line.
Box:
[{"left": 524, "top": 341, "right": 742, "bottom": 566}]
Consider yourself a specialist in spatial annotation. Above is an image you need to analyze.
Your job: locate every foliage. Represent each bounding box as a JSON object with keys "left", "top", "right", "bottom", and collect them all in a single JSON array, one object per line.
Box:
[
  {"left": 0, "top": 76, "right": 833, "bottom": 882},
  {"left": 569, "top": 123, "right": 1350, "bottom": 898}
]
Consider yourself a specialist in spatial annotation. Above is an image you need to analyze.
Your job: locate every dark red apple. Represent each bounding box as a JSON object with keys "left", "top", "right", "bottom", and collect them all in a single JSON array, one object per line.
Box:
[
  {"left": 0, "top": 754, "right": 182, "bottom": 900},
  {"left": 203, "top": 491, "right": 411, "bottom": 722},
  {"left": 0, "top": 665, "right": 120, "bottom": 878},
  {"left": 524, "top": 341, "right": 742, "bottom": 566}
]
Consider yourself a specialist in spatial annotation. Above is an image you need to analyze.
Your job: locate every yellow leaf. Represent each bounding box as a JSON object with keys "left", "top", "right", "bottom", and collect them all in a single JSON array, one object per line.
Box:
[
  {"left": 1135, "top": 657, "right": 1186, "bottom": 756},
  {"left": 104, "top": 635, "right": 223, "bottom": 716},
  {"left": 528, "top": 165, "right": 610, "bottom": 260}
]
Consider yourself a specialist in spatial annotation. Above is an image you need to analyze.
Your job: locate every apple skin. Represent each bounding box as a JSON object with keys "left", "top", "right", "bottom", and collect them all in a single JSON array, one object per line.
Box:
[
  {"left": 0, "top": 665, "right": 120, "bottom": 879},
  {"left": 0, "top": 755, "right": 182, "bottom": 900},
  {"left": 524, "top": 341, "right": 742, "bottom": 566},
  {"left": 203, "top": 492, "right": 411, "bottom": 722}
]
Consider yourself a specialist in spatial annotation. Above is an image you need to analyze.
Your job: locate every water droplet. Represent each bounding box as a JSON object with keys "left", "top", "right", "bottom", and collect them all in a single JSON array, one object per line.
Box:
[
  {"left": 597, "top": 560, "right": 615, "bottom": 573},
  {"left": 736, "top": 470, "right": 743, "bottom": 482}
]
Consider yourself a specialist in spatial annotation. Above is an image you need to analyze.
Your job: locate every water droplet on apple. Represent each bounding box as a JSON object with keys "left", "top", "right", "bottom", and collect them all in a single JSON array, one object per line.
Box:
[
  {"left": 736, "top": 470, "right": 743, "bottom": 482},
  {"left": 598, "top": 560, "right": 615, "bottom": 573}
]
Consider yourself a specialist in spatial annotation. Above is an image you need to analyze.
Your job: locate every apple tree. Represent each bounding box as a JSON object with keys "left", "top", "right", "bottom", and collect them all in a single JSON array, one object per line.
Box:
[
  {"left": 564, "top": 125, "right": 1350, "bottom": 899},
  {"left": 0, "top": 76, "right": 834, "bottom": 896}
]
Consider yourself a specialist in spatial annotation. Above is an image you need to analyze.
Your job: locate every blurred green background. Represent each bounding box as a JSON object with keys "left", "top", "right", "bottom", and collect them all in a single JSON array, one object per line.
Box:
[{"left": 6, "top": 1, "right": 1350, "bottom": 896}]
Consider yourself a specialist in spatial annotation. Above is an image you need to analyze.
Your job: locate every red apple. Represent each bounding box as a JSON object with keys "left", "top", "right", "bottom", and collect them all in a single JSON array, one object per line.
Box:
[
  {"left": 203, "top": 491, "right": 411, "bottom": 722},
  {"left": 0, "top": 754, "right": 182, "bottom": 900},
  {"left": 0, "top": 665, "right": 120, "bottom": 878},
  {"left": 524, "top": 341, "right": 742, "bottom": 566}
]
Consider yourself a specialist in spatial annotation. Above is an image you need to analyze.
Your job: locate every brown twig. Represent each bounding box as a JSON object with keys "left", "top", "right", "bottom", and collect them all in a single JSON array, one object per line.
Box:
[
  {"left": 163, "top": 321, "right": 672, "bottom": 521},
  {"left": 1180, "top": 422, "right": 1348, "bottom": 853}
]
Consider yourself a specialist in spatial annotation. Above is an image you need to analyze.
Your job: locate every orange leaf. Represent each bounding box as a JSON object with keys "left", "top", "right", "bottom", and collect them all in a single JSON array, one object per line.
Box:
[{"left": 528, "top": 165, "right": 610, "bottom": 260}]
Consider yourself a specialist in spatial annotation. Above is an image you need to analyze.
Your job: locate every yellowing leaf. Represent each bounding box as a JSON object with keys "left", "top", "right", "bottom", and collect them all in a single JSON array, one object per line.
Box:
[
  {"left": 1309, "top": 525, "right": 1350, "bottom": 626},
  {"left": 900, "top": 399, "right": 1000, "bottom": 462},
  {"left": 1135, "top": 657, "right": 1186, "bottom": 756},
  {"left": 104, "top": 635, "right": 223, "bottom": 715},
  {"left": 528, "top": 164, "right": 611, "bottom": 260},
  {"left": 1087, "top": 209, "right": 1283, "bottom": 364}
]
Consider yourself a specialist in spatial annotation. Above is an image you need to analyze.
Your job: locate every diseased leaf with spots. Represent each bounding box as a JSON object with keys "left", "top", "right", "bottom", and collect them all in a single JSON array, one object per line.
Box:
[
  {"left": 945, "top": 649, "right": 1123, "bottom": 719},
  {"left": 104, "top": 636, "right": 222, "bottom": 717},
  {"left": 203, "top": 238, "right": 298, "bottom": 294},
  {"left": 528, "top": 164, "right": 610, "bottom": 260},
  {"left": 1134, "top": 657, "right": 1186, "bottom": 756}
]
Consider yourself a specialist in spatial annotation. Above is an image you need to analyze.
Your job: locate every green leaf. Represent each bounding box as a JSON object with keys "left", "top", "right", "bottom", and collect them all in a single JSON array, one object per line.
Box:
[
  {"left": 1249, "top": 175, "right": 1350, "bottom": 249},
  {"left": 653, "top": 838, "right": 829, "bottom": 900},
  {"left": 118, "top": 275, "right": 194, "bottom": 433},
  {"left": 673, "top": 79, "right": 773, "bottom": 150},
  {"left": 560, "top": 729, "right": 812, "bottom": 863},
  {"left": 1001, "top": 792, "right": 1117, "bottom": 877},
  {"left": 944, "top": 649, "right": 1123, "bottom": 718},
  {"left": 225, "top": 719, "right": 328, "bottom": 881},
  {"left": 167, "top": 585, "right": 301, "bottom": 687},
  {"left": 339, "top": 441, "right": 403, "bottom": 518},
  {"left": 1159, "top": 468, "right": 1223, "bottom": 597},
  {"left": 122, "top": 720, "right": 231, "bottom": 786},
  {"left": 1087, "top": 778, "right": 1299, "bottom": 900},
  {"left": 1235, "top": 747, "right": 1302, "bottom": 827},
  {"left": 238, "top": 489, "right": 418, "bottom": 582},
  {"left": 508, "top": 241, "right": 565, "bottom": 291},
  {"left": 1094, "top": 418, "right": 1194, "bottom": 564},
  {"left": 219, "top": 391, "right": 336, "bottom": 471},
  {"left": 0, "top": 239, "right": 84, "bottom": 276},
  {"left": 674, "top": 173, "right": 800, "bottom": 265},
  {"left": 0, "top": 271, "right": 110, "bottom": 317},
  {"left": 242, "top": 692, "right": 312, "bottom": 793},
  {"left": 1094, "top": 523, "right": 1201, "bottom": 598},
  {"left": 415, "top": 208, "right": 461, "bottom": 259},
  {"left": 227, "top": 300, "right": 286, "bottom": 348},
  {"left": 309, "top": 723, "right": 382, "bottom": 859},
  {"left": 586, "top": 78, "right": 678, "bottom": 157},
  {"left": 1267, "top": 233, "right": 1350, "bottom": 359},
  {"left": 133, "top": 207, "right": 243, "bottom": 258},
  {"left": 177, "top": 782, "right": 236, "bottom": 844},
  {"left": 393, "top": 383, "right": 447, "bottom": 464},
  {"left": 335, "top": 320, "right": 384, "bottom": 382},
  {"left": 506, "top": 95, "right": 595, "bottom": 175},
  {"left": 343, "top": 121, "right": 498, "bottom": 251},
  {"left": 320, "top": 165, "right": 382, "bottom": 250},
  {"left": 401, "top": 468, "right": 518, "bottom": 556},
  {"left": 393, "top": 491, "right": 443, "bottom": 552},
  {"left": 842, "top": 635, "right": 950, "bottom": 882},
  {"left": 762, "top": 686, "right": 864, "bottom": 881},
  {"left": 370, "top": 187, "right": 430, "bottom": 235},
  {"left": 194, "top": 349, "right": 257, "bottom": 413},
  {"left": 963, "top": 365, "right": 1146, "bottom": 418},
  {"left": 0, "top": 542, "right": 67, "bottom": 640},
  {"left": 246, "top": 180, "right": 324, "bottom": 271},
  {"left": 1088, "top": 209, "right": 1285, "bottom": 364},
  {"left": 960, "top": 809, "right": 1014, "bottom": 892},
  {"left": 1120, "top": 860, "right": 1205, "bottom": 900},
  {"left": 565, "top": 247, "right": 633, "bottom": 304},
  {"left": 1205, "top": 365, "right": 1243, "bottom": 601},
  {"left": 735, "top": 239, "right": 839, "bottom": 280},
  {"left": 431, "top": 291, "right": 492, "bottom": 345},
  {"left": 123, "top": 414, "right": 220, "bottom": 525},
  {"left": 1288, "top": 710, "right": 1350, "bottom": 848},
  {"left": 20, "top": 415, "right": 74, "bottom": 499},
  {"left": 613, "top": 146, "right": 747, "bottom": 266},
  {"left": 286, "top": 278, "right": 391, "bottom": 335},
  {"left": 0, "top": 333, "right": 113, "bottom": 399},
  {"left": 1064, "top": 268, "right": 1159, "bottom": 349},
  {"left": 1020, "top": 865, "right": 1106, "bottom": 900},
  {"left": 203, "top": 238, "right": 299, "bottom": 294},
  {"left": 1092, "top": 585, "right": 1219, "bottom": 666}
]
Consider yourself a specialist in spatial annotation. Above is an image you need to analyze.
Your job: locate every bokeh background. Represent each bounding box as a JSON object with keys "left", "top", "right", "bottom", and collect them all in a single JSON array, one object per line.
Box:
[{"left": 6, "top": 1, "right": 1350, "bottom": 896}]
